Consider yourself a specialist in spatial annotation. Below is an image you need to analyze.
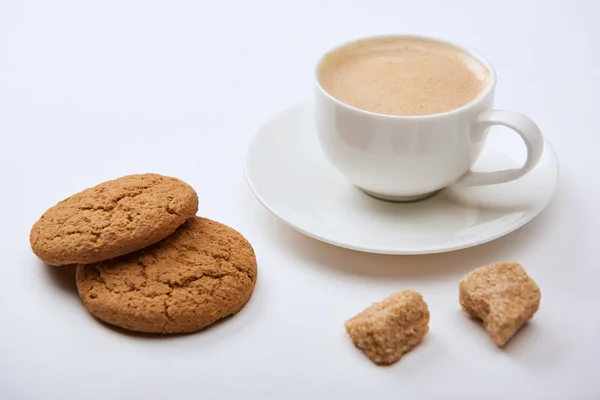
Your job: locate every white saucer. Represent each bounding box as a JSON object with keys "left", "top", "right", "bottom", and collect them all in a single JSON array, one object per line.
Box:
[{"left": 245, "top": 103, "right": 559, "bottom": 255}]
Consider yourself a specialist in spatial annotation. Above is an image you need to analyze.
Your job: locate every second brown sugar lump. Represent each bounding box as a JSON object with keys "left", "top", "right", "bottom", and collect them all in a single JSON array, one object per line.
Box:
[
  {"left": 459, "top": 262, "right": 541, "bottom": 347},
  {"left": 344, "top": 290, "right": 430, "bottom": 365}
]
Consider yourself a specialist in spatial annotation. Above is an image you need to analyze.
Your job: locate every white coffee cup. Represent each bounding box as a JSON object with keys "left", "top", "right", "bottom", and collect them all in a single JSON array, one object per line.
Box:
[{"left": 314, "top": 35, "right": 544, "bottom": 202}]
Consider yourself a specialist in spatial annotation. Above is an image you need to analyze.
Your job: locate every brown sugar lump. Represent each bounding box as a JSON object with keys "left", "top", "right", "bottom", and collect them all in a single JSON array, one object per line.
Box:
[
  {"left": 344, "top": 290, "right": 430, "bottom": 365},
  {"left": 76, "top": 217, "right": 257, "bottom": 334},
  {"left": 30, "top": 173, "right": 198, "bottom": 266},
  {"left": 459, "top": 262, "right": 541, "bottom": 347}
]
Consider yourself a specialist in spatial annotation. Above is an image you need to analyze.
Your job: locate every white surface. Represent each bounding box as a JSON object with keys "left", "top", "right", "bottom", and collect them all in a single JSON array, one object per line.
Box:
[
  {"left": 314, "top": 35, "right": 546, "bottom": 199},
  {"left": 0, "top": 0, "right": 598, "bottom": 399},
  {"left": 246, "top": 102, "right": 558, "bottom": 254}
]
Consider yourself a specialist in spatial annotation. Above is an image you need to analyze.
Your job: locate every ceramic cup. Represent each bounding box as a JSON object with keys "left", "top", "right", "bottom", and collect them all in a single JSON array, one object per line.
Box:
[{"left": 314, "top": 35, "right": 544, "bottom": 202}]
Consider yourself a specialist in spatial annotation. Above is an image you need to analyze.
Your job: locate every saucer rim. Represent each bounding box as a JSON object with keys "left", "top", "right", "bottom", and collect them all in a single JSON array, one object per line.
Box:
[{"left": 244, "top": 104, "right": 560, "bottom": 255}]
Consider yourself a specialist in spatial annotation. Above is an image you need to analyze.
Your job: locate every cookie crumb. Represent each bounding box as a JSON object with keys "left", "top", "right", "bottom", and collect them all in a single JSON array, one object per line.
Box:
[
  {"left": 459, "top": 261, "right": 541, "bottom": 347},
  {"left": 344, "top": 290, "right": 429, "bottom": 365}
]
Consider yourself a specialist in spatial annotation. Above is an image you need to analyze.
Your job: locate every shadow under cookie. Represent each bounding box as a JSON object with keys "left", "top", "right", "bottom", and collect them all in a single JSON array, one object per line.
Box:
[
  {"left": 43, "top": 262, "right": 79, "bottom": 298},
  {"left": 91, "top": 306, "right": 252, "bottom": 340}
]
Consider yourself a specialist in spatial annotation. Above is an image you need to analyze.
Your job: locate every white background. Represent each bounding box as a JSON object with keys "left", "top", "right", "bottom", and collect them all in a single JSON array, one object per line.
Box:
[{"left": 1, "top": 0, "right": 598, "bottom": 398}]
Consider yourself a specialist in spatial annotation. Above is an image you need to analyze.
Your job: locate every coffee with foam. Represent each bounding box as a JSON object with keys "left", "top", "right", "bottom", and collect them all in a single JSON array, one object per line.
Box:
[{"left": 318, "top": 37, "right": 490, "bottom": 117}]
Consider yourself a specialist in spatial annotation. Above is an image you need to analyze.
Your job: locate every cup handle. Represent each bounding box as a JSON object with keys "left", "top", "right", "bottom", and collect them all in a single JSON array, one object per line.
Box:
[{"left": 456, "top": 110, "right": 544, "bottom": 187}]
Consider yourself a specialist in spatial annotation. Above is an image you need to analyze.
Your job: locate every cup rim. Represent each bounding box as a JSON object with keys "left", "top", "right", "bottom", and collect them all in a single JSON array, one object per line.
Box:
[{"left": 314, "top": 34, "right": 497, "bottom": 119}]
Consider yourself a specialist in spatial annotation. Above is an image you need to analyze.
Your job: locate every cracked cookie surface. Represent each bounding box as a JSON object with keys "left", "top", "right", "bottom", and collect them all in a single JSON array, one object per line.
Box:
[
  {"left": 30, "top": 173, "right": 198, "bottom": 266},
  {"left": 76, "top": 216, "right": 258, "bottom": 334}
]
